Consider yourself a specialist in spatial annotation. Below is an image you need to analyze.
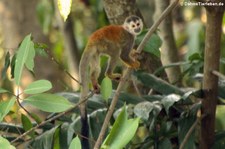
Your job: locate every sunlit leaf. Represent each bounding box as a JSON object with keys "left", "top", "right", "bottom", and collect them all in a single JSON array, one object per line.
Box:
[
  {"left": 0, "top": 97, "right": 16, "bottom": 122},
  {"left": 100, "top": 77, "right": 112, "bottom": 102},
  {"left": 58, "top": 0, "right": 72, "bottom": 21},
  {"left": 161, "top": 94, "right": 181, "bottom": 114},
  {"left": 0, "top": 136, "right": 16, "bottom": 149},
  {"left": 102, "top": 105, "right": 140, "bottom": 148},
  {"left": 24, "top": 80, "right": 52, "bottom": 94},
  {"left": 69, "top": 136, "right": 81, "bottom": 149},
  {"left": 134, "top": 101, "right": 154, "bottom": 120},
  {"left": 24, "top": 94, "right": 73, "bottom": 113}
]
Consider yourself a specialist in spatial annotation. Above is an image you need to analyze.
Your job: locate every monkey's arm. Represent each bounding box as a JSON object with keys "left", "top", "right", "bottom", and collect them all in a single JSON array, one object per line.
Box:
[{"left": 120, "top": 34, "right": 140, "bottom": 69}]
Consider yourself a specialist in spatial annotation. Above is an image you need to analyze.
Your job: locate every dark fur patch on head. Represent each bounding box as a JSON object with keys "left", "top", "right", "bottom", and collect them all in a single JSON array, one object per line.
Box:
[{"left": 126, "top": 15, "right": 141, "bottom": 23}]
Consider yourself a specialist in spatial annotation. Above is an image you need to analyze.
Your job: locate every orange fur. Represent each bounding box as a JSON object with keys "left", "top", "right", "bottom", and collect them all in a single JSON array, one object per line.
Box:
[{"left": 88, "top": 25, "right": 124, "bottom": 44}]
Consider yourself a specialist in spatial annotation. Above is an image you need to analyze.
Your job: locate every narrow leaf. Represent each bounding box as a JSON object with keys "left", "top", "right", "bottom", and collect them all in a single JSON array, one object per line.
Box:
[
  {"left": 14, "top": 34, "right": 34, "bottom": 85},
  {"left": 1, "top": 52, "right": 10, "bottom": 80},
  {"left": 21, "top": 114, "right": 34, "bottom": 138},
  {"left": 101, "top": 77, "right": 112, "bottom": 101},
  {"left": 25, "top": 40, "right": 35, "bottom": 71},
  {"left": 24, "top": 80, "right": 52, "bottom": 94},
  {"left": 69, "top": 136, "right": 81, "bottom": 149},
  {"left": 24, "top": 94, "right": 73, "bottom": 113},
  {"left": 0, "top": 97, "right": 16, "bottom": 122},
  {"left": 0, "top": 88, "right": 9, "bottom": 94},
  {"left": 10, "top": 54, "right": 17, "bottom": 79}
]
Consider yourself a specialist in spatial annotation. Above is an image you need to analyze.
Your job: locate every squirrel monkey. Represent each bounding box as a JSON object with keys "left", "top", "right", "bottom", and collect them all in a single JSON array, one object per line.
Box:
[{"left": 79, "top": 15, "right": 143, "bottom": 148}]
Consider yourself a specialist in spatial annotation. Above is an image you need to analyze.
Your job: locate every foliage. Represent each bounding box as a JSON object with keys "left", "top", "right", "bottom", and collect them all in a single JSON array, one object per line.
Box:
[{"left": 0, "top": 1, "right": 225, "bottom": 149}]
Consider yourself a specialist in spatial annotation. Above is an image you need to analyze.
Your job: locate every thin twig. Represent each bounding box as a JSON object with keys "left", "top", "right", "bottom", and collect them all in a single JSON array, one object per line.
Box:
[
  {"left": 212, "top": 70, "right": 225, "bottom": 80},
  {"left": 45, "top": 49, "right": 80, "bottom": 84},
  {"left": 93, "top": 0, "right": 179, "bottom": 148},
  {"left": 11, "top": 91, "right": 94, "bottom": 143},
  {"left": 179, "top": 113, "right": 206, "bottom": 149},
  {"left": 132, "top": 77, "right": 142, "bottom": 97}
]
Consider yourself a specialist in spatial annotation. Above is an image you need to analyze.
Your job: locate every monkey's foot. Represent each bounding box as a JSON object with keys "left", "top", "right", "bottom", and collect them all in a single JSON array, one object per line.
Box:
[{"left": 126, "top": 60, "right": 140, "bottom": 69}]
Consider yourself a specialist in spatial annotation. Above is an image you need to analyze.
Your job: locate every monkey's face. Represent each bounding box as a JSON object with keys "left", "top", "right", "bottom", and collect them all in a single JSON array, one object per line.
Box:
[{"left": 123, "top": 15, "right": 143, "bottom": 35}]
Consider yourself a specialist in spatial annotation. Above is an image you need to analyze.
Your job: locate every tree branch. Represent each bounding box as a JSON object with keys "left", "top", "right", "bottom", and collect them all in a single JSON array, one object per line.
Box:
[
  {"left": 93, "top": 0, "right": 180, "bottom": 148},
  {"left": 11, "top": 91, "right": 94, "bottom": 144}
]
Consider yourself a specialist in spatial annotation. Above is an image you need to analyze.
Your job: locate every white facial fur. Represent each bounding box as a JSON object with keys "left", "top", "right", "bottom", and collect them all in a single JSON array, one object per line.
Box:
[{"left": 123, "top": 15, "right": 143, "bottom": 36}]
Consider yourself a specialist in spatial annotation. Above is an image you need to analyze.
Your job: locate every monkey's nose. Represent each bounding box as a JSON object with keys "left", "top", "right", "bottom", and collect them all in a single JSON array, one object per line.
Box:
[{"left": 134, "top": 28, "right": 141, "bottom": 33}]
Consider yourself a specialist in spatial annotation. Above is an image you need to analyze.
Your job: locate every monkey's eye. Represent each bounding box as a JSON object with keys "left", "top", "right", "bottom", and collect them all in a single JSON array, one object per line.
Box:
[
  {"left": 132, "top": 24, "right": 135, "bottom": 28},
  {"left": 137, "top": 23, "right": 140, "bottom": 26}
]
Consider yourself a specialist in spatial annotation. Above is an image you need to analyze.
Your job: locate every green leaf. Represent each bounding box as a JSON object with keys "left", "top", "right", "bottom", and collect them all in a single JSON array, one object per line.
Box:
[
  {"left": 25, "top": 40, "right": 35, "bottom": 71},
  {"left": 69, "top": 136, "right": 81, "bottom": 149},
  {"left": 178, "top": 112, "right": 196, "bottom": 149},
  {"left": 158, "top": 138, "right": 172, "bottom": 149},
  {"left": 0, "top": 97, "right": 16, "bottom": 122},
  {"left": 1, "top": 52, "right": 10, "bottom": 80},
  {"left": 14, "top": 34, "right": 35, "bottom": 85},
  {"left": 34, "top": 43, "right": 48, "bottom": 57},
  {"left": 29, "top": 126, "right": 59, "bottom": 149},
  {"left": 29, "top": 113, "right": 42, "bottom": 124},
  {"left": 134, "top": 102, "right": 154, "bottom": 120},
  {"left": 100, "top": 77, "right": 112, "bottom": 102},
  {"left": 24, "top": 80, "right": 52, "bottom": 94},
  {"left": 136, "top": 30, "right": 162, "bottom": 57},
  {"left": 58, "top": 0, "right": 72, "bottom": 21},
  {"left": 10, "top": 53, "right": 17, "bottom": 79},
  {"left": 24, "top": 94, "right": 73, "bottom": 113},
  {"left": 134, "top": 71, "right": 184, "bottom": 95},
  {"left": 161, "top": 94, "right": 181, "bottom": 114},
  {"left": 21, "top": 114, "right": 35, "bottom": 138},
  {"left": 102, "top": 105, "right": 140, "bottom": 149},
  {"left": 0, "top": 88, "right": 9, "bottom": 94},
  {"left": 0, "top": 136, "right": 16, "bottom": 149}
]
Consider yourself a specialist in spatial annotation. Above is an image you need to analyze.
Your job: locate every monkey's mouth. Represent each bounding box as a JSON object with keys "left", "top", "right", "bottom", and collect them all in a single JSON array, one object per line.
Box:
[{"left": 134, "top": 28, "right": 141, "bottom": 33}]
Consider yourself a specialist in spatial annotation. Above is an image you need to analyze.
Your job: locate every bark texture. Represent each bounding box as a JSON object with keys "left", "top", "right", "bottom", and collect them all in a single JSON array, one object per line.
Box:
[{"left": 200, "top": 1, "right": 224, "bottom": 148}]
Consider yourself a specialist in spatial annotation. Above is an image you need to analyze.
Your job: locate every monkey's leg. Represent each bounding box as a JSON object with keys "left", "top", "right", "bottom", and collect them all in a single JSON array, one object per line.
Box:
[
  {"left": 90, "top": 55, "right": 101, "bottom": 93},
  {"left": 105, "top": 56, "right": 121, "bottom": 81}
]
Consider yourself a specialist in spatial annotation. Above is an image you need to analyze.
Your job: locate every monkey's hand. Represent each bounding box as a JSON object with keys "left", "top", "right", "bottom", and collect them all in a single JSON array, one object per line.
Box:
[
  {"left": 126, "top": 60, "right": 140, "bottom": 69},
  {"left": 130, "top": 49, "right": 141, "bottom": 59}
]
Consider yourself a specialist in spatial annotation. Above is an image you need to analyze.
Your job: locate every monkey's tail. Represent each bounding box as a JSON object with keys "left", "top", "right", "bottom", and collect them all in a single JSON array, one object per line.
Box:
[{"left": 79, "top": 49, "right": 91, "bottom": 149}]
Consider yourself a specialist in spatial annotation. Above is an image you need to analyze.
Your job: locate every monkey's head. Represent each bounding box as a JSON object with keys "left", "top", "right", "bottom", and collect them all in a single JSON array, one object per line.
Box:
[{"left": 123, "top": 15, "right": 143, "bottom": 35}]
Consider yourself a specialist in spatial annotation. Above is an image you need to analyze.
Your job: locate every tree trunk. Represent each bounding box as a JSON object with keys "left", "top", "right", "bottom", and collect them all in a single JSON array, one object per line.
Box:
[
  {"left": 154, "top": 0, "right": 181, "bottom": 85},
  {"left": 200, "top": 2, "right": 224, "bottom": 148}
]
